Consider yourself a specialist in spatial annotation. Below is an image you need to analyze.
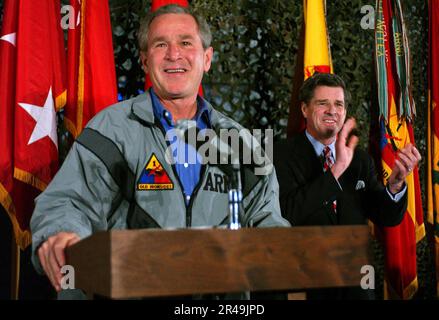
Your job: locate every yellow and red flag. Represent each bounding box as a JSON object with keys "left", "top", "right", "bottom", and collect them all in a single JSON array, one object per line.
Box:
[
  {"left": 287, "top": 0, "right": 333, "bottom": 137},
  {"left": 371, "top": 0, "right": 425, "bottom": 299},
  {"left": 0, "top": 0, "right": 66, "bottom": 249},
  {"left": 64, "top": 0, "right": 118, "bottom": 139},
  {"left": 427, "top": 0, "right": 439, "bottom": 298},
  {"left": 303, "top": 0, "right": 333, "bottom": 78}
]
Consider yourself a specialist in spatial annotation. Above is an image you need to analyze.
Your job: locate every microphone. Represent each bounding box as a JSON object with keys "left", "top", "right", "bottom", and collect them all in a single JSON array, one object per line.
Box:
[{"left": 173, "top": 119, "right": 245, "bottom": 229}]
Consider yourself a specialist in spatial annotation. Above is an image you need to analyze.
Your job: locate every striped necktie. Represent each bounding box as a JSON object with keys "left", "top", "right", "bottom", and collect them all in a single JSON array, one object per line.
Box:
[
  {"left": 322, "top": 146, "right": 337, "bottom": 213},
  {"left": 322, "top": 146, "right": 334, "bottom": 172}
]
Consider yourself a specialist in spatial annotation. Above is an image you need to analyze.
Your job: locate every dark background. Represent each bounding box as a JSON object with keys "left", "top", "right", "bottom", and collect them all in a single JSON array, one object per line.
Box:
[{"left": 0, "top": 0, "right": 435, "bottom": 299}]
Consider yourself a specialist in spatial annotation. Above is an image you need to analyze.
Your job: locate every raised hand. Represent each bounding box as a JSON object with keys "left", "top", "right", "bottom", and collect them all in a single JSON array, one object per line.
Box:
[
  {"left": 387, "top": 144, "right": 422, "bottom": 194},
  {"left": 331, "top": 118, "right": 359, "bottom": 179}
]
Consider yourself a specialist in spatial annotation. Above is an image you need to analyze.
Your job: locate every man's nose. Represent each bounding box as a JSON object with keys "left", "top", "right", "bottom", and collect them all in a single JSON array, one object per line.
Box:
[
  {"left": 166, "top": 44, "right": 181, "bottom": 60},
  {"left": 325, "top": 103, "right": 337, "bottom": 114}
]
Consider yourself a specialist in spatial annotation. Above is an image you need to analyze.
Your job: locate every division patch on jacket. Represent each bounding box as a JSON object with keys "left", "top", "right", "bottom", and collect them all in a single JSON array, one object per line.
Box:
[{"left": 137, "top": 153, "right": 174, "bottom": 190}]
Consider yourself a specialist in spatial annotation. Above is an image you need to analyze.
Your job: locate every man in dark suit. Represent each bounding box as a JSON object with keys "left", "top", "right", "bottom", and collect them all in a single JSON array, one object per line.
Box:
[{"left": 274, "top": 73, "right": 421, "bottom": 299}]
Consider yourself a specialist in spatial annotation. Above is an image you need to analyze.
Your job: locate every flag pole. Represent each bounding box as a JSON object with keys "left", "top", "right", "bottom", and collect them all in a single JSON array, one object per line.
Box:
[{"left": 10, "top": 234, "right": 20, "bottom": 300}]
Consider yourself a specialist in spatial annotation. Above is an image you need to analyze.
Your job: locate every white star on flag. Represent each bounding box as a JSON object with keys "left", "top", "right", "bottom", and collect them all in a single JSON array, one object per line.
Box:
[
  {"left": 18, "top": 87, "right": 58, "bottom": 148},
  {"left": 0, "top": 32, "right": 16, "bottom": 46}
]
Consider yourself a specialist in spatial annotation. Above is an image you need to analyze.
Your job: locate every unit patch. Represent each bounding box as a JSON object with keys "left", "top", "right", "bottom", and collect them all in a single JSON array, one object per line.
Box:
[{"left": 137, "top": 153, "right": 174, "bottom": 190}]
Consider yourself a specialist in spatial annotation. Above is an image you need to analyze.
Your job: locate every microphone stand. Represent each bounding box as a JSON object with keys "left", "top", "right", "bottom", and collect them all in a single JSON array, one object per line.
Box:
[
  {"left": 227, "top": 163, "right": 243, "bottom": 230},
  {"left": 174, "top": 119, "right": 244, "bottom": 230}
]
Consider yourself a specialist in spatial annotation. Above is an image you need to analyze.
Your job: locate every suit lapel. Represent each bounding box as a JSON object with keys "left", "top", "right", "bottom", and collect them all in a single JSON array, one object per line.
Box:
[
  {"left": 338, "top": 151, "right": 360, "bottom": 191},
  {"left": 291, "top": 133, "right": 322, "bottom": 179},
  {"left": 291, "top": 133, "right": 338, "bottom": 224}
]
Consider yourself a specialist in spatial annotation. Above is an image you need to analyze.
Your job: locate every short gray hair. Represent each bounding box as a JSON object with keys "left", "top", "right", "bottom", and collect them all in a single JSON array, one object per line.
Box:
[{"left": 137, "top": 4, "right": 212, "bottom": 52}]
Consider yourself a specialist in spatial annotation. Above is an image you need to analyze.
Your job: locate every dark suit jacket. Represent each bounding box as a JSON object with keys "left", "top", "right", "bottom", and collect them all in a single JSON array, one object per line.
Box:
[
  {"left": 274, "top": 133, "right": 407, "bottom": 227},
  {"left": 273, "top": 133, "right": 407, "bottom": 300}
]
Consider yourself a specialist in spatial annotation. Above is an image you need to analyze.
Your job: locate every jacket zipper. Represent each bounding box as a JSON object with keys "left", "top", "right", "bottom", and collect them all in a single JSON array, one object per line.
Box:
[
  {"left": 156, "top": 122, "right": 206, "bottom": 227},
  {"left": 186, "top": 164, "right": 208, "bottom": 227}
]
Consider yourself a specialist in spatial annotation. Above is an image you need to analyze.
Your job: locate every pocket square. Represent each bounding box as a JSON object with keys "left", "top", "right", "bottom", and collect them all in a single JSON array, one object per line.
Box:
[{"left": 355, "top": 180, "right": 365, "bottom": 190}]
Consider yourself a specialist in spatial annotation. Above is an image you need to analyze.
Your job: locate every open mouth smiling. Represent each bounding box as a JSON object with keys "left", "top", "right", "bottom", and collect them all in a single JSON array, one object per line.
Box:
[{"left": 164, "top": 68, "right": 187, "bottom": 73}]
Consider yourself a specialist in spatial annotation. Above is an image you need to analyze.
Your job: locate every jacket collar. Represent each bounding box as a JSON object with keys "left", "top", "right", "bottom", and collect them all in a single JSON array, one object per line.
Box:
[
  {"left": 131, "top": 93, "right": 155, "bottom": 125},
  {"left": 131, "top": 90, "right": 228, "bottom": 130}
]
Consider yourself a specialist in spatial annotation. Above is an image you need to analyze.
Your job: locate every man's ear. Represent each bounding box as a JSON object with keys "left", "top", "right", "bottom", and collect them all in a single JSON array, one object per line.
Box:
[
  {"left": 140, "top": 51, "right": 148, "bottom": 73},
  {"left": 203, "top": 47, "right": 213, "bottom": 73},
  {"left": 301, "top": 102, "right": 308, "bottom": 118}
]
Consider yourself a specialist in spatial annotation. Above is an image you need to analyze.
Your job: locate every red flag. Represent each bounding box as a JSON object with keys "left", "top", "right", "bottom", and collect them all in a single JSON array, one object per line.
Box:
[
  {"left": 64, "top": 0, "right": 118, "bottom": 138},
  {"left": 144, "top": 0, "right": 203, "bottom": 96},
  {"left": 0, "top": 0, "right": 66, "bottom": 249},
  {"left": 371, "top": 0, "right": 424, "bottom": 299},
  {"left": 151, "top": 0, "right": 189, "bottom": 13}
]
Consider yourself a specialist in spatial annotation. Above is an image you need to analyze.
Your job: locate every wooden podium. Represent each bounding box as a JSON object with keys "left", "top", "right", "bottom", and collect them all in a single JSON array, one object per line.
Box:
[{"left": 65, "top": 226, "right": 371, "bottom": 299}]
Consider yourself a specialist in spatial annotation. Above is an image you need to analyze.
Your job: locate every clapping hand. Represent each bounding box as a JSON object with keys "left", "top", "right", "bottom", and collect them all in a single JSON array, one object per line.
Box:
[{"left": 387, "top": 144, "right": 422, "bottom": 194}]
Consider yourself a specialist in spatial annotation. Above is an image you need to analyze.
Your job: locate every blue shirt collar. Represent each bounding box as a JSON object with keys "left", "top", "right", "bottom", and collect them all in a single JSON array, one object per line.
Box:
[
  {"left": 149, "top": 88, "right": 211, "bottom": 128},
  {"left": 305, "top": 131, "right": 336, "bottom": 160}
]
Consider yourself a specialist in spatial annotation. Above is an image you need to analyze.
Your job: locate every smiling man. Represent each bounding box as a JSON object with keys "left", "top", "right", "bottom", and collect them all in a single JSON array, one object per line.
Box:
[
  {"left": 274, "top": 73, "right": 421, "bottom": 299},
  {"left": 30, "top": 5, "right": 289, "bottom": 299},
  {"left": 138, "top": 10, "right": 213, "bottom": 118}
]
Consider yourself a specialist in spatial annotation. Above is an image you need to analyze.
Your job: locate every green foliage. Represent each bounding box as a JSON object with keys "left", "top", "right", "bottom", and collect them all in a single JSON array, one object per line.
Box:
[
  {"left": 192, "top": 0, "right": 302, "bottom": 137},
  {"left": 327, "top": 0, "right": 375, "bottom": 149},
  {"left": 109, "top": 1, "right": 427, "bottom": 146},
  {"left": 110, "top": 1, "right": 149, "bottom": 98}
]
